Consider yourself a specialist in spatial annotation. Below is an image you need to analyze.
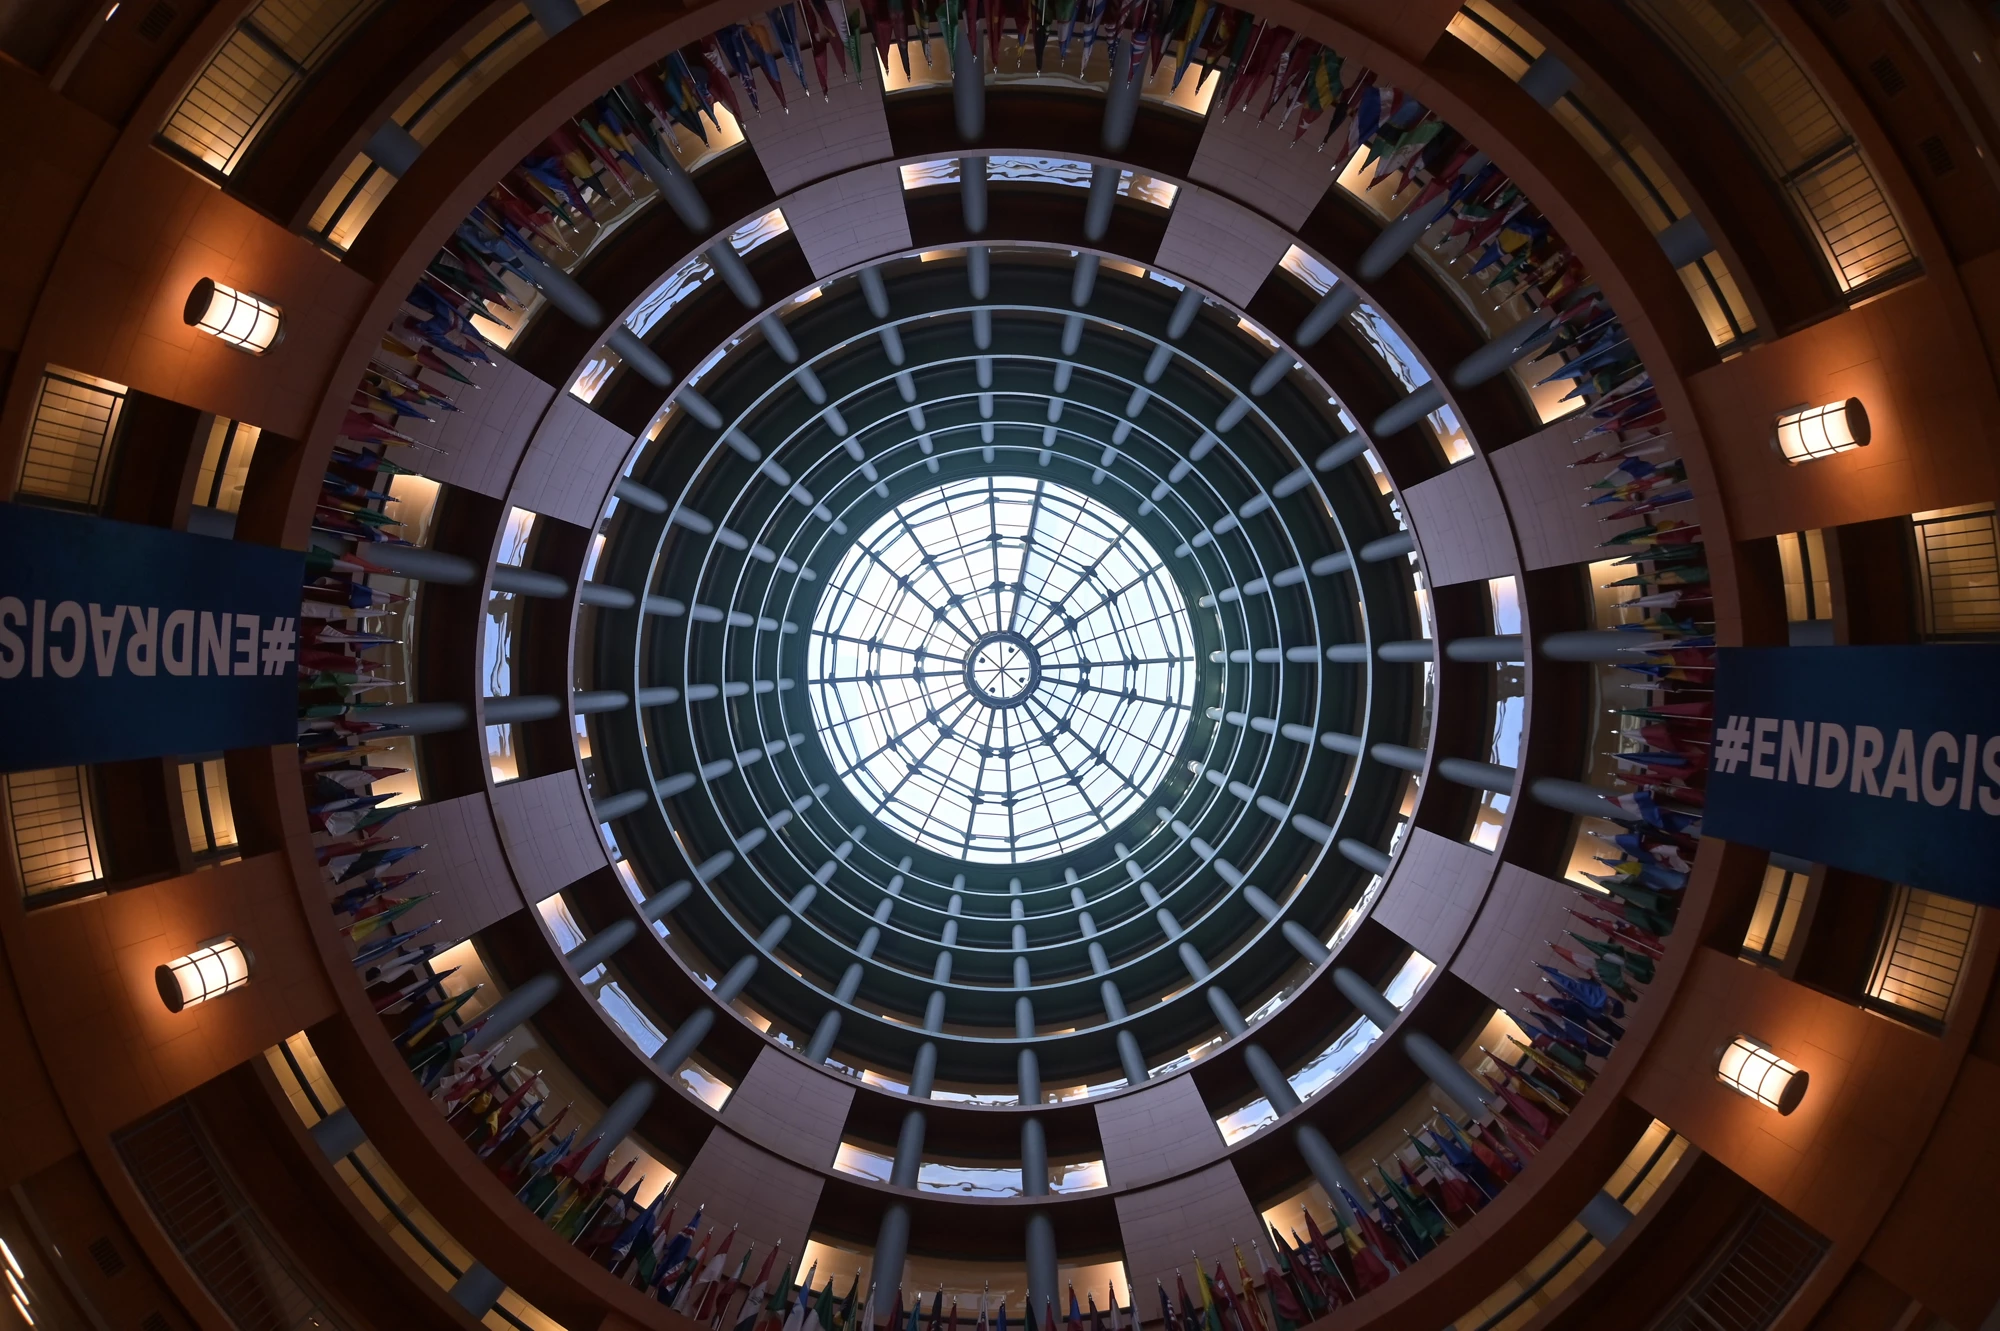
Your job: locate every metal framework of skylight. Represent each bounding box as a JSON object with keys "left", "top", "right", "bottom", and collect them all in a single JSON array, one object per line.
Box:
[{"left": 807, "top": 475, "right": 1197, "bottom": 862}]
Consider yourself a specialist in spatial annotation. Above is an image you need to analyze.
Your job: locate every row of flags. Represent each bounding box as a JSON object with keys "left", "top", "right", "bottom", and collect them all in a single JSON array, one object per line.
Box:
[
  {"left": 411, "top": 0, "right": 1628, "bottom": 402},
  {"left": 311, "top": 301, "right": 704, "bottom": 1271},
  {"left": 336, "top": 0, "right": 1649, "bottom": 495},
  {"left": 303, "top": 426, "right": 476, "bottom": 1087},
  {"left": 1492, "top": 260, "right": 1710, "bottom": 1091},
  {"left": 1319, "top": 42, "right": 1692, "bottom": 1254},
  {"left": 302, "top": 419, "right": 445, "bottom": 1045},
  {"left": 295, "top": 0, "right": 1702, "bottom": 1312}
]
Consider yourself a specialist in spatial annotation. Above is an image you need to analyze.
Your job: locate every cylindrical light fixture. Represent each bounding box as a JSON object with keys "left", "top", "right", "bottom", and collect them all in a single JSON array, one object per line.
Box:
[
  {"left": 1772, "top": 398, "right": 1869, "bottom": 464},
  {"left": 1716, "top": 1035, "right": 1809, "bottom": 1114},
  {"left": 156, "top": 936, "right": 253, "bottom": 1012},
  {"left": 184, "top": 279, "right": 284, "bottom": 354}
]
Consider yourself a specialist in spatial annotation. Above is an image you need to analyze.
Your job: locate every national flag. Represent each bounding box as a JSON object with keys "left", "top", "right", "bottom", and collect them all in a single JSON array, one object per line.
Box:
[
  {"left": 1379, "top": 1161, "right": 1446, "bottom": 1247},
  {"left": 624, "top": 1202, "right": 675, "bottom": 1282},
  {"left": 1416, "top": 1134, "right": 1489, "bottom": 1215},
  {"left": 1252, "top": 1241, "right": 1302, "bottom": 1331},
  {"left": 347, "top": 892, "right": 436, "bottom": 940},
  {"left": 682, "top": 1223, "right": 738, "bottom": 1316},
  {"left": 378, "top": 946, "right": 448, "bottom": 1000},
  {"left": 1171, "top": 1, "right": 1213, "bottom": 87},
  {"left": 734, "top": 1243, "right": 783, "bottom": 1331},
  {"left": 1174, "top": 1273, "right": 1199, "bottom": 1331},
  {"left": 1193, "top": 1265, "right": 1222, "bottom": 1331},
  {"left": 662, "top": 1225, "right": 710, "bottom": 1305},
  {"left": 1340, "top": 1220, "right": 1394, "bottom": 1293},
  {"left": 1536, "top": 965, "right": 1623, "bottom": 1018},
  {"left": 1482, "top": 1072, "right": 1554, "bottom": 1147},
  {"left": 1231, "top": 1248, "right": 1268, "bottom": 1331},
  {"left": 836, "top": 1272, "right": 861, "bottom": 1331},
  {"left": 1333, "top": 1190, "right": 1403, "bottom": 1276},
  {"left": 580, "top": 1173, "right": 649, "bottom": 1256},
  {"left": 780, "top": 1261, "right": 818, "bottom": 1331},
  {"left": 1215, "top": 1263, "right": 1251, "bottom": 1331},
  {"left": 466, "top": 1068, "right": 537, "bottom": 1149},
  {"left": 373, "top": 966, "right": 453, "bottom": 1015}
]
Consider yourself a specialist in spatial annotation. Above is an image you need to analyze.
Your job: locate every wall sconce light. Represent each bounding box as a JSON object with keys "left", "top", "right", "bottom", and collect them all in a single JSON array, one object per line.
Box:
[
  {"left": 1716, "top": 1035, "right": 1809, "bottom": 1114},
  {"left": 1772, "top": 398, "right": 1869, "bottom": 464},
  {"left": 184, "top": 279, "right": 283, "bottom": 355},
  {"left": 156, "top": 936, "right": 253, "bottom": 1012}
]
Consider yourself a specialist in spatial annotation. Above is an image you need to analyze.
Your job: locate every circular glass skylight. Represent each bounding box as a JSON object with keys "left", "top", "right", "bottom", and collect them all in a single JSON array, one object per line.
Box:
[{"left": 807, "top": 476, "right": 1198, "bottom": 863}]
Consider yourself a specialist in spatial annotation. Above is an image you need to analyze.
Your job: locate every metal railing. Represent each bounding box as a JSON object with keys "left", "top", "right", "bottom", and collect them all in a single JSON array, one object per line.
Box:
[
  {"left": 6, "top": 766, "right": 104, "bottom": 902},
  {"left": 307, "top": 8, "right": 542, "bottom": 252},
  {"left": 160, "top": 0, "right": 385, "bottom": 178},
  {"left": 1451, "top": 2, "right": 1757, "bottom": 350},
  {"left": 1623, "top": 0, "right": 1918, "bottom": 298},
  {"left": 115, "top": 1103, "right": 353, "bottom": 1330},
  {"left": 1653, "top": 1201, "right": 1827, "bottom": 1331},
  {"left": 1864, "top": 885, "right": 1975, "bottom": 1030},
  {"left": 1461, "top": 1125, "right": 1685, "bottom": 1331},
  {"left": 17, "top": 367, "right": 126, "bottom": 509},
  {"left": 1912, "top": 506, "right": 2000, "bottom": 640},
  {"left": 271, "top": 1039, "right": 543, "bottom": 1331}
]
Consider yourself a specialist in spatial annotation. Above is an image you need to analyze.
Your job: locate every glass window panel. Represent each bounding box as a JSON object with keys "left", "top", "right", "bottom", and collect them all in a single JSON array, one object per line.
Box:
[{"left": 807, "top": 477, "right": 1194, "bottom": 862}]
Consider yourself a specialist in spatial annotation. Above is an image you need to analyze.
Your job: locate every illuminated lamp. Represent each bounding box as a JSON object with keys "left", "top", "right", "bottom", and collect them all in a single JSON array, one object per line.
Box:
[
  {"left": 1772, "top": 398, "right": 1869, "bottom": 464},
  {"left": 156, "top": 936, "right": 253, "bottom": 1012},
  {"left": 1716, "top": 1035, "right": 1809, "bottom": 1114},
  {"left": 184, "top": 279, "right": 284, "bottom": 354}
]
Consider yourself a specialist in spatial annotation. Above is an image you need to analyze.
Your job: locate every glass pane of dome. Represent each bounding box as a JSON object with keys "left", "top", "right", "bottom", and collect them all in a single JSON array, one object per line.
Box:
[{"left": 808, "top": 475, "right": 1196, "bottom": 863}]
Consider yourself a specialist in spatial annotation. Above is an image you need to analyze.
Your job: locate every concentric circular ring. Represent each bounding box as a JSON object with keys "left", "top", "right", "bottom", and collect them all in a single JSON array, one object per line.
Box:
[
  {"left": 963, "top": 630, "right": 1041, "bottom": 707},
  {"left": 805, "top": 474, "right": 1200, "bottom": 864}
]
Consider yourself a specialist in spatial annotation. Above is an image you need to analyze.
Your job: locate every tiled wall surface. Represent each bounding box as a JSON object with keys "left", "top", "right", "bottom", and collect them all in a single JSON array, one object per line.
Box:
[
  {"left": 1188, "top": 111, "right": 1341, "bottom": 231},
  {"left": 740, "top": 62, "right": 894, "bottom": 195},
  {"left": 365, "top": 791, "right": 523, "bottom": 943},
  {"left": 1113, "top": 1161, "right": 1265, "bottom": 1296},
  {"left": 489, "top": 770, "right": 608, "bottom": 903},
  {"left": 1628, "top": 947, "right": 1941, "bottom": 1253},
  {"left": 1448, "top": 862, "right": 1577, "bottom": 1009},
  {"left": 782, "top": 164, "right": 913, "bottom": 278},
  {"left": 15, "top": 143, "right": 370, "bottom": 442},
  {"left": 721, "top": 1045, "right": 855, "bottom": 1172},
  {"left": 1490, "top": 414, "right": 1647, "bottom": 569},
  {"left": 667, "top": 1124, "right": 827, "bottom": 1257},
  {"left": 1403, "top": 456, "right": 1520, "bottom": 587},
  {"left": 1371, "top": 828, "right": 1496, "bottom": 966},
  {"left": 1096, "top": 1075, "right": 1228, "bottom": 1190},
  {"left": 1152, "top": 187, "right": 1291, "bottom": 307},
  {"left": 1687, "top": 281, "right": 2000, "bottom": 540},
  {"left": 399, "top": 351, "right": 556, "bottom": 501},
  {"left": 509, "top": 391, "right": 634, "bottom": 530}
]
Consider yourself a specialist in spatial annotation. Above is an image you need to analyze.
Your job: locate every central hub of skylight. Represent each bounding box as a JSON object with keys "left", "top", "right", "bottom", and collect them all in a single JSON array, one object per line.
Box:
[
  {"left": 963, "top": 630, "right": 1041, "bottom": 708},
  {"left": 807, "top": 476, "right": 1197, "bottom": 864}
]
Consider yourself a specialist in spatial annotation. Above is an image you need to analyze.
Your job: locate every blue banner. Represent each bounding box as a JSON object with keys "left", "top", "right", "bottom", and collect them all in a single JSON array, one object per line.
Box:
[
  {"left": 1707, "top": 645, "right": 2000, "bottom": 902},
  {"left": 0, "top": 503, "right": 303, "bottom": 771}
]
